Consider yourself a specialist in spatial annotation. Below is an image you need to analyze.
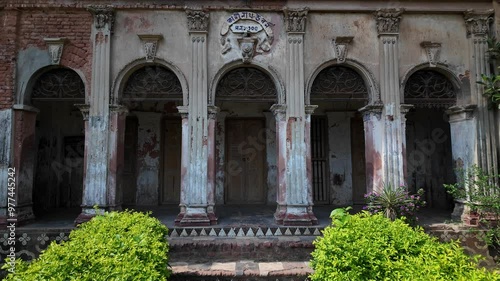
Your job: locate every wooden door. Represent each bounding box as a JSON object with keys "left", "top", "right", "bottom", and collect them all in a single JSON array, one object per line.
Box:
[
  {"left": 351, "top": 116, "right": 367, "bottom": 205},
  {"left": 161, "top": 119, "right": 182, "bottom": 204},
  {"left": 225, "top": 119, "right": 266, "bottom": 204}
]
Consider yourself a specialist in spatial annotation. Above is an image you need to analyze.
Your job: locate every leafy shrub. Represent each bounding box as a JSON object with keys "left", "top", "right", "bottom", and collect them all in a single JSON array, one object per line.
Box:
[
  {"left": 3, "top": 210, "right": 170, "bottom": 281},
  {"left": 310, "top": 210, "right": 499, "bottom": 281},
  {"left": 364, "top": 185, "right": 426, "bottom": 225}
]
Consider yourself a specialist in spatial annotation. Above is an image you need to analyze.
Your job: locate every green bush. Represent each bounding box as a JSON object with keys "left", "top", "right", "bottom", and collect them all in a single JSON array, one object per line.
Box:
[
  {"left": 310, "top": 210, "right": 499, "bottom": 281},
  {"left": 3, "top": 210, "right": 170, "bottom": 281}
]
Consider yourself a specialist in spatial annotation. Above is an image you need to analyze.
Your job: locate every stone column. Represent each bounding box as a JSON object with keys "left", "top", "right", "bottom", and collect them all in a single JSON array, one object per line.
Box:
[
  {"left": 107, "top": 104, "right": 128, "bottom": 210},
  {"left": 305, "top": 105, "right": 318, "bottom": 218},
  {"left": 360, "top": 103, "right": 385, "bottom": 193},
  {"left": 263, "top": 111, "right": 277, "bottom": 204},
  {"left": 135, "top": 112, "right": 162, "bottom": 206},
  {"left": 0, "top": 109, "right": 14, "bottom": 227},
  {"left": 271, "top": 104, "right": 288, "bottom": 223},
  {"left": 214, "top": 111, "right": 228, "bottom": 204},
  {"left": 76, "top": 6, "right": 114, "bottom": 223},
  {"left": 175, "top": 9, "right": 216, "bottom": 226},
  {"left": 207, "top": 105, "right": 219, "bottom": 222},
  {"left": 10, "top": 105, "right": 38, "bottom": 224},
  {"left": 274, "top": 8, "right": 317, "bottom": 226},
  {"left": 464, "top": 10, "right": 498, "bottom": 176},
  {"left": 75, "top": 103, "right": 90, "bottom": 200},
  {"left": 375, "top": 9, "right": 406, "bottom": 190},
  {"left": 446, "top": 105, "right": 477, "bottom": 220}
]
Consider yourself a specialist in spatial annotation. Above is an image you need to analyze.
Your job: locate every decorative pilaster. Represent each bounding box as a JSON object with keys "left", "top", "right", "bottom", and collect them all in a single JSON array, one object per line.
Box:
[
  {"left": 305, "top": 105, "right": 318, "bottom": 223},
  {"left": 176, "top": 9, "right": 215, "bottom": 226},
  {"left": 274, "top": 7, "right": 316, "bottom": 226},
  {"left": 44, "top": 38, "right": 67, "bottom": 65},
  {"left": 214, "top": 111, "right": 228, "bottom": 204},
  {"left": 375, "top": 8, "right": 406, "bottom": 190},
  {"left": 76, "top": 5, "right": 114, "bottom": 224},
  {"left": 464, "top": 9, "right": 498, "bottom": 177},
  {"left": 360, "top": 103, "right": 384, "bottom": 193}
]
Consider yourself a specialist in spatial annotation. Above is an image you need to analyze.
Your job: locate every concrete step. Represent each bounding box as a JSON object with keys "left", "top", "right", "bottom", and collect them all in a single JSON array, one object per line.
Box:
[
  {"left": 169, "top": 260, "right": 312, "bottom": 281},
  {"left": 169, "top": 237, "right": 316, "bottom": 263}
]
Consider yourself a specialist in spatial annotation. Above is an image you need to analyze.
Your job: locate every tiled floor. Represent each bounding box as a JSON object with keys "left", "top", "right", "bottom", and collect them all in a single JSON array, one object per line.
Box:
[{"left": 20, "top": 205, "right": 452, "bottom": 231}]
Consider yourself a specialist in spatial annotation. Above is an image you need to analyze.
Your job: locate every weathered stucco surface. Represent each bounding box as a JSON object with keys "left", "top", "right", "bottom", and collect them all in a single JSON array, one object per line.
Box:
[{"left": 1, "top": 0, "right": 498, "bottom": 226}]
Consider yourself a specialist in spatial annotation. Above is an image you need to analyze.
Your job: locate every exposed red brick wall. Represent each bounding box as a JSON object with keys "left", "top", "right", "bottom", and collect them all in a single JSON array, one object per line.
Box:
[
  {"left": 0, "top": 8, "right": 18, "bottom": 110},
  {"left": 18, "top": 8, "right": 93, "bottom": 96},
  {"left": 0, "top": 6, "right": 92, "bottom": 109}
]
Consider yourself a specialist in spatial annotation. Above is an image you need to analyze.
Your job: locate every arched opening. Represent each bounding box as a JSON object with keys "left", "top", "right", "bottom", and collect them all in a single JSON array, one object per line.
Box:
[
  {"left": 404, "top": 69, "right": 456, "bottom": 210},
  {"left": 310, "top": 65, "right": 369, "bottom": 206},
  {"left": 121, "top": 64, "right": 183, "bottom": 206},
  {"left": 215, "top": 66, "right": 277, "bottom": 205},
  {"left": 31, "top": 68, "right": 85, "bottom": 215}
]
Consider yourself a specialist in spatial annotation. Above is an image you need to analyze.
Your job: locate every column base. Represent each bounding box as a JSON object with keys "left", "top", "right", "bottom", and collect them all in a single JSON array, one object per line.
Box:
[
  {"left": 74, "top": 205, "right": 117, "bottom": 225},
  {"left": 0, "top": 205, "right": 35, "bottom": 228},
  {"left": 175, "top": 205, "right": 218, "bottom": 227},
  {"left": 274, "top": 205, "right": 318, "bottom": 226}
]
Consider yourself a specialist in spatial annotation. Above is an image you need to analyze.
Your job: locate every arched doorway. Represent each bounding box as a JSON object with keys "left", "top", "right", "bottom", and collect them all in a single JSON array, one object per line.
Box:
[
  {"left": 121, "top": 64, "right": 183, "bottom": 206},
  {"left": 404, "top": 69, "right": 456, "bottom": 210},
  {"left": 215, "top": 66, "right": 277, "bottom": 205},
  {"left": 31, "top": 68, "right": 85, "bottom": 214},
  {"left": 309, "top": 65, "right": 369, "bottom": 205}
]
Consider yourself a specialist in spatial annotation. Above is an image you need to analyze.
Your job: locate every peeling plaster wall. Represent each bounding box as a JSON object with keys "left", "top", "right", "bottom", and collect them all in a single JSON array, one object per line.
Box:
[
  {"left": 135, "top": 112, "right": 162, "bottom": 205},
  {"left": 111, "top": 11, "right": 191, "bottom": 93},
  {"left": 327, "top": 112, "right": 353, "bottom": 206},
  {"left": 399, "top": 14, "right": 469, "bottom": 85},
  {"left": 305, "top": 13, "right": 379, "bottom": 86},
  {"left": 0, "top": 110, "right": 13, "bottom": 219}
]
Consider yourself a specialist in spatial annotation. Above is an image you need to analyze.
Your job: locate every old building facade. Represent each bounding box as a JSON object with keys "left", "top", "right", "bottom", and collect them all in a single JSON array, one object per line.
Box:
[{"left": 1, "top": 0, "right": 499, "bottom": 227}]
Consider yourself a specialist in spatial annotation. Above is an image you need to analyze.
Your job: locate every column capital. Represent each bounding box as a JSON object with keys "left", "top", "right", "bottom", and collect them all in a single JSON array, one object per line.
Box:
[
  {"left": 86, "top": 5, "right": 115, "bottom": 32},
  {"left": 12, "top": 104, "right": 40, "bottom": 113},
  {"left": 374, "top": 8, "right": 404, "bottom": 35},
  {"left": 208, "top": 105, "right": 220, "bottom": 120},
  {"left": 186, "top": 9, "right": 209, "bottom": 33},
  {"left": 283, "top": 7, "right": 309, "bottom": 33},
  {"left": 177, "top": 105, "right": 189, "bottom": 118},
  {"left": 359, "top": 102, "right": 384, "bottom": 121},
  {"left": 400, "top": 104, "right": 414, "bottom": 115},
  {"left": 446, "top": 104, "right": 476, "bottom": 122},
  {"left": 109, "top": 104, "right": 128, "bottom": 114},
  {"left": 305, "top": 105, "right": 318, "bottom": 115},
  {"left": 270, "top": 104, "right": 287, "bottom": 121},
  {"left": 75, "top": 103, "right": 90, "bottom": 121},
  {"left": 464, "top": 9, "right": 493, "bottom": 38}
]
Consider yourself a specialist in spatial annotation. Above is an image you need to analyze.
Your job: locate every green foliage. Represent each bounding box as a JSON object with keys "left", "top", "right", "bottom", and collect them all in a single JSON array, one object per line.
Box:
[
  {"left": 2, "top": 210, "right": 170, "bottom": 281},
  {"left": 310, "top": 211, "right": 498, "bottom": 281},
  {"left": 477, "top": 37, "right": 500, "bottom": 105},
  {"left": 364, "top": 185, "right": 425, "bottom": 225},
  {"left": 444, "top": 165, "right": 500, "bottom": 253}
]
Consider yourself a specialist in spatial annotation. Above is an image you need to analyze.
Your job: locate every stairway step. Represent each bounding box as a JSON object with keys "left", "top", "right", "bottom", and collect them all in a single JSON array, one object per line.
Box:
[
  {"left": 170, "top": 261, "right": 312, "bottom": 281},
  {"left": 169, "top": 237, "right": 316, "bottom": 263}
]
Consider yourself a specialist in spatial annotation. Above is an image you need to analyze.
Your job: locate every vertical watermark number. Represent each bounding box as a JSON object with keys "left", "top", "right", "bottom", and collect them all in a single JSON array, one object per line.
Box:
[{"left": 6, "top": 167, "right": 16, "bottom": 273}]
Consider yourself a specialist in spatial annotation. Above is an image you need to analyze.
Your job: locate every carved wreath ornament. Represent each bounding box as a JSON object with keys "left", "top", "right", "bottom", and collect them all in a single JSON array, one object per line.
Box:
[{"left": 220, "top": 11, "right": 274, "bottom": 63}]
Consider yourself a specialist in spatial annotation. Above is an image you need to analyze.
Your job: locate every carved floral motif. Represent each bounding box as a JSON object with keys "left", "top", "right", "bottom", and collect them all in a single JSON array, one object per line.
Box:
[
  {"left": 464, "top": 9, "right": 493, "bottom": 37},
  {"left": 186, "top": 9, "right": 209, "bottom": 32},
  {"left": 374, "top": 8, "right": 403, "bottom": 34},
  {"left": 332, "top": 36, "right": 353, "bottom": 63},
  {"left": 87, "top": 5, "right": 114, "bottom": 31},
  {"left": 420, "top": 41, "right": 442, "bottom": 67},
  {"left": 138, "top": 34, "right": 163, "bottom": 62},
  {"left": 283, "top": 8, "right": 309, "bottom": 33}
]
